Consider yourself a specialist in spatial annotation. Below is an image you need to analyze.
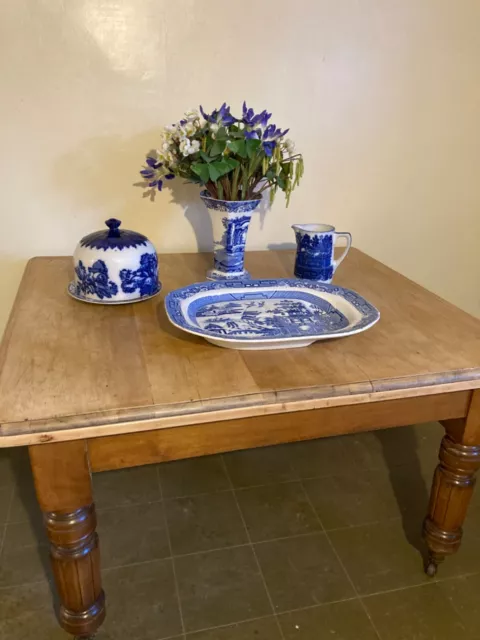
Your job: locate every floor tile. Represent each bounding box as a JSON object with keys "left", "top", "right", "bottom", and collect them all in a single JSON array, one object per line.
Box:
[
  {"left": 304, "top": 468, "right": 401, "bottom": 529},
  {"left": 329, "top": 520, "right": 430, "bottom": 595},
  {"left": 363, "top": 583, "right": 469, "bottom": 640},
  {"left": 223, "top": 445, "right": 296, "bottom": 488},
  {"left": 0, "top": 519, "right": 51, "bottom": 587},
  {"left": 93, "top": 465, "right": 161, "bottom": 510},
  {"left": 0, "top": 580, "right": 70, "bottom": 640},
  {"left": 383, "top": 463, "right": 433, "bottom": 525},
  {"left": 464, "top": 488, "right": 480, "bottom": 532},
  {"left": 278, "top": 600, "right": 378, "bottom": 640},
  {"left": 187, "top": 617, "right": 282, "bottom": 640},
  {"left": 0, "top": 487, "right": 11, "bottom": 525},
  {"left": 255, "top": 533, "right": 354, "bottom": 612},
  {"left": 175, "top": 546, "right": 271, "bottom": 632},
  {"left": 287, "top": 437, "right": 352, "bottom": 479},
  {"left": 470, "top": 479, "right": 480, "bottom": 509},
  {"left": 235, "top": 482, "right": 321, "bottom": 542},
  {"left": 8, "top": 479, "right": 42, "bottom": 524},
  {"left": 165, "top": 491, "right": 247, "bottom": 555},
  {"left": 0, "top": 448, "right": 31, "bottom": 490},
  {"left": 0, "top": 450, "right": 15, "bottom": 488},
  {"left": 417, "top": 421, "right": 444, "bottom": 447},
  {"left": 0, "top": 422, "right": 464, "bottom": 640},
  {"left": 433, "top": 514, "right": 480, "bottom": 579},
  {"left": 5, "top": 455, "right": 39, "bottom": 526},
  {"left": 159, "top": 455, "right": 230, "bottom": 499},
  {"left": 438, "top": 574, "right": 480, "bottom": 636},
  {"left": 342, "top": 423, "right": 442, "bottom": 473},
  {"left": 101, "top": 559, "right": 182, "bottom": 640},
  {"left": 97, "top": 502, "right": 170, "bottom": 569}
]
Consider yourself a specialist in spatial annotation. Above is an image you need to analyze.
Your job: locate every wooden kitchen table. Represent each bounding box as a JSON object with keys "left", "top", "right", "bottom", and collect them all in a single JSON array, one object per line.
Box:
[{"left": 0, "top": 249, "right": 480, "bottom": 638}]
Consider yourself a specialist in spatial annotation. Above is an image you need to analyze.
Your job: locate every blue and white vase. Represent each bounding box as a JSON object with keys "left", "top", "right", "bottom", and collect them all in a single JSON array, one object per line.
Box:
[
  {"left": 200, "top": 190, "right": 261, "bottom": 281},
  {"left": 71, "top": 218, "right": 161, "bottom": 303}
]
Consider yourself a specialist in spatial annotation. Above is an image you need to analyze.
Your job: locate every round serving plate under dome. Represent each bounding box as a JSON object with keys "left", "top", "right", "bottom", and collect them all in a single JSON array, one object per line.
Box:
[{"left": 69, "top": 218, "right": 161, "bottom": 304}]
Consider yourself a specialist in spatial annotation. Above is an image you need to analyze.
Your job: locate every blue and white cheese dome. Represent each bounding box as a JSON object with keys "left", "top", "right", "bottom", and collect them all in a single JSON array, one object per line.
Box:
[{"left": 73, "top": 219, "right": 160, "bottom": 303}]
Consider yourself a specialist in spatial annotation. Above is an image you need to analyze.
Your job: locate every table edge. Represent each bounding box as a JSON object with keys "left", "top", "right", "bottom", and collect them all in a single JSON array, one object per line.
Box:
[{"left": 1, "top": 369, "right": 479, "bottom": 447}]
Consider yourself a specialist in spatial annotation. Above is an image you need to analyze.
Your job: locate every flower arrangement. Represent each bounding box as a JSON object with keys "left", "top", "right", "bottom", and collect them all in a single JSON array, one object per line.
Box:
[{"left": 140, "top": 102, "right": 304, "bottom": 205}]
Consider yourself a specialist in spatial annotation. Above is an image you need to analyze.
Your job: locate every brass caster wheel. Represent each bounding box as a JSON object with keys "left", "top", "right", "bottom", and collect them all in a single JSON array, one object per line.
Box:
[{"left": 425, "top": 560, "right": 438, "bottom": 578}]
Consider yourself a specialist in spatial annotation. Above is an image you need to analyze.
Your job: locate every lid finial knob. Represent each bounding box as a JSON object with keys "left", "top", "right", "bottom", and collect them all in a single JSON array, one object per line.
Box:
[{"left": 105, "top": 218, "right": 121, "bottom": 238}]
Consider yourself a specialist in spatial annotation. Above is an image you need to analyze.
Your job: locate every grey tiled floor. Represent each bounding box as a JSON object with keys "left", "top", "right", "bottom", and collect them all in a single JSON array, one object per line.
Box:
[{"left": 1, "top": 423, "right": 480, "bottom": 639}]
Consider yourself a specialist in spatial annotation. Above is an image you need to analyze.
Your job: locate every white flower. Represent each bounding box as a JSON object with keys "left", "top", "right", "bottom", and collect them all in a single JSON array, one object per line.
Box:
[
  {"left": 284, "top": 138, "right": 295, "bottom": 154},
  {"left": 210, "top": 123, "right": 219, "bottom": 133},
  {"left": 179, "top": 137, "right": 201, "bottom": 156},
  {"left": 189, "top": 139, "right": 200, "bottom": 154},
  {"left": 165, "top": 124, "right": 177, "bottom": 133},
  {"left": 162, "top": 142, "right": 170, "bottom": 152},
  {"left": 183, "top": 121, "right": 197, "bottom": 136},
  {"left": 184, "top": 108, "right": 200, "bottom": 121},
  {"left": 179, "top": 138, "right": 191, "bottom": 156}
]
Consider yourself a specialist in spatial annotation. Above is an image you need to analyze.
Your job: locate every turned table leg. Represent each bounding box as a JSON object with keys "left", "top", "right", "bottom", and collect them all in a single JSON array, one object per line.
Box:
[
  {"left": 423, "top": 391, "right": 480, "bottom": 576},
  {"left": 29, "top": 440, "right": 105, "bottom": 638}
]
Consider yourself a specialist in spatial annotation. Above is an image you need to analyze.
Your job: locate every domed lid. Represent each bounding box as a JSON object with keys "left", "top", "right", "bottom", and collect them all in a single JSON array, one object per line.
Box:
[{"left": 80, "top": 219, "right": 149, "bottom": 251}]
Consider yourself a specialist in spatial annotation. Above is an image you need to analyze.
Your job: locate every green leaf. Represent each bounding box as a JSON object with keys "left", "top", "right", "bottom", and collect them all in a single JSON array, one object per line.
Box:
[
  {"left": 246, "top": 138, "right": 262, "bottom": 158},
  {"left": 223, "top": 157, "right": 240, "bottom": 171},
  {"left": 200, "top": 151, "right": 214, "bottom": 163},
  {"left": 210, "top": 139, "right": 227, "bottom": 157},
  {"left": 208, "top": 159, "right": 238, "bottom": 182},
  {"left": 215, "top": 126, "right": 228, "bottom": 140},
  {"left": 208, "top": 162, "right": 223, "bottom": 182},
  {"left": 191, "top": 162, "right": 210, "bottom": 184},
  {"left": 277, "top": 175, "right": 286, "bottom": 190},
  {"left": 227, "top": 140, "right": 247, "bottom": 158},
  {"left": 226, "top": 140, "right": 239, "bottom": 153}
]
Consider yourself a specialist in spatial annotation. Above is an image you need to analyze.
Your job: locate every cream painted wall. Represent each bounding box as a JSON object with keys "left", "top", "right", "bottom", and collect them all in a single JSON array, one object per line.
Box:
[{"left": 1, "top": 0, "right": 479, "bottom": 335}]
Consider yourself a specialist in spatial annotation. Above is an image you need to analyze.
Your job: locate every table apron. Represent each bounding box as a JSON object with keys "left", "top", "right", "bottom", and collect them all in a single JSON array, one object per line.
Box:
[{"left": 88, "top": 390, "right": 471, "bottom": 472}]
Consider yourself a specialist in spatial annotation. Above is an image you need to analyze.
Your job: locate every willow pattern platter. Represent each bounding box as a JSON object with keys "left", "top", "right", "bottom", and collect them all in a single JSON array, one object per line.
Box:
[{"left": 164, "top": 279, "right": 380, "bottom": 350}]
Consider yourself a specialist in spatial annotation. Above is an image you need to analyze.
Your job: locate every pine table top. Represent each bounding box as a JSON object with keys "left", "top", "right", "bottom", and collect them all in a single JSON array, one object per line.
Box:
[{"left": 1, "top": 249, "right": 479, "bottom": 446}]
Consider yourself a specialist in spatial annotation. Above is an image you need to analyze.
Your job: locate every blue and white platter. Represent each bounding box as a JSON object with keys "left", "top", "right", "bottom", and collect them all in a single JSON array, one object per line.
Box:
[{"left": 165, "top": 279, "right": 380, "bottom": 350}]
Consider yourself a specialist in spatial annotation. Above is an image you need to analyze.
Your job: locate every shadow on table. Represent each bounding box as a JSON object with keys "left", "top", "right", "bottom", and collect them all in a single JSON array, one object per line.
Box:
[
  {"left": 155, "top": 302, "right": 205, "bottom": 345},
  {"left": 374, "top": 426, "right": 435, "bottom": 564}
]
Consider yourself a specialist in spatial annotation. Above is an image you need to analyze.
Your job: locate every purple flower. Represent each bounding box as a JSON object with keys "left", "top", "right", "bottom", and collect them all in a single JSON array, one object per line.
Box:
[
  {"left": 140, "top": 169, "right": 155, "bottom": 178},
  {"left": 244, "top": 129, "right": 261, "bottom": 140},
  {"left": 200, "top": 102, "right": 237, "bottom": 126},
  {"left": 146, "top": 178, "right": 163, "bottom": 191},
  {"left": 263, "top": 124, "right": 289, "bottom": 141},
  {"left": 260, "top": 124, "right": 288, "bottom": 156},
  {"left": 146, "top": 156, "right": 163, "bottom": 169},
  {"left": 242, "top": 102, "right": 272, "bottom": 128},
  {"left": 262, "top": 141, "right": 276, "bottom": 157},
  {"left": 165, "top": 173, "right": 175, "bottom": 180}
]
